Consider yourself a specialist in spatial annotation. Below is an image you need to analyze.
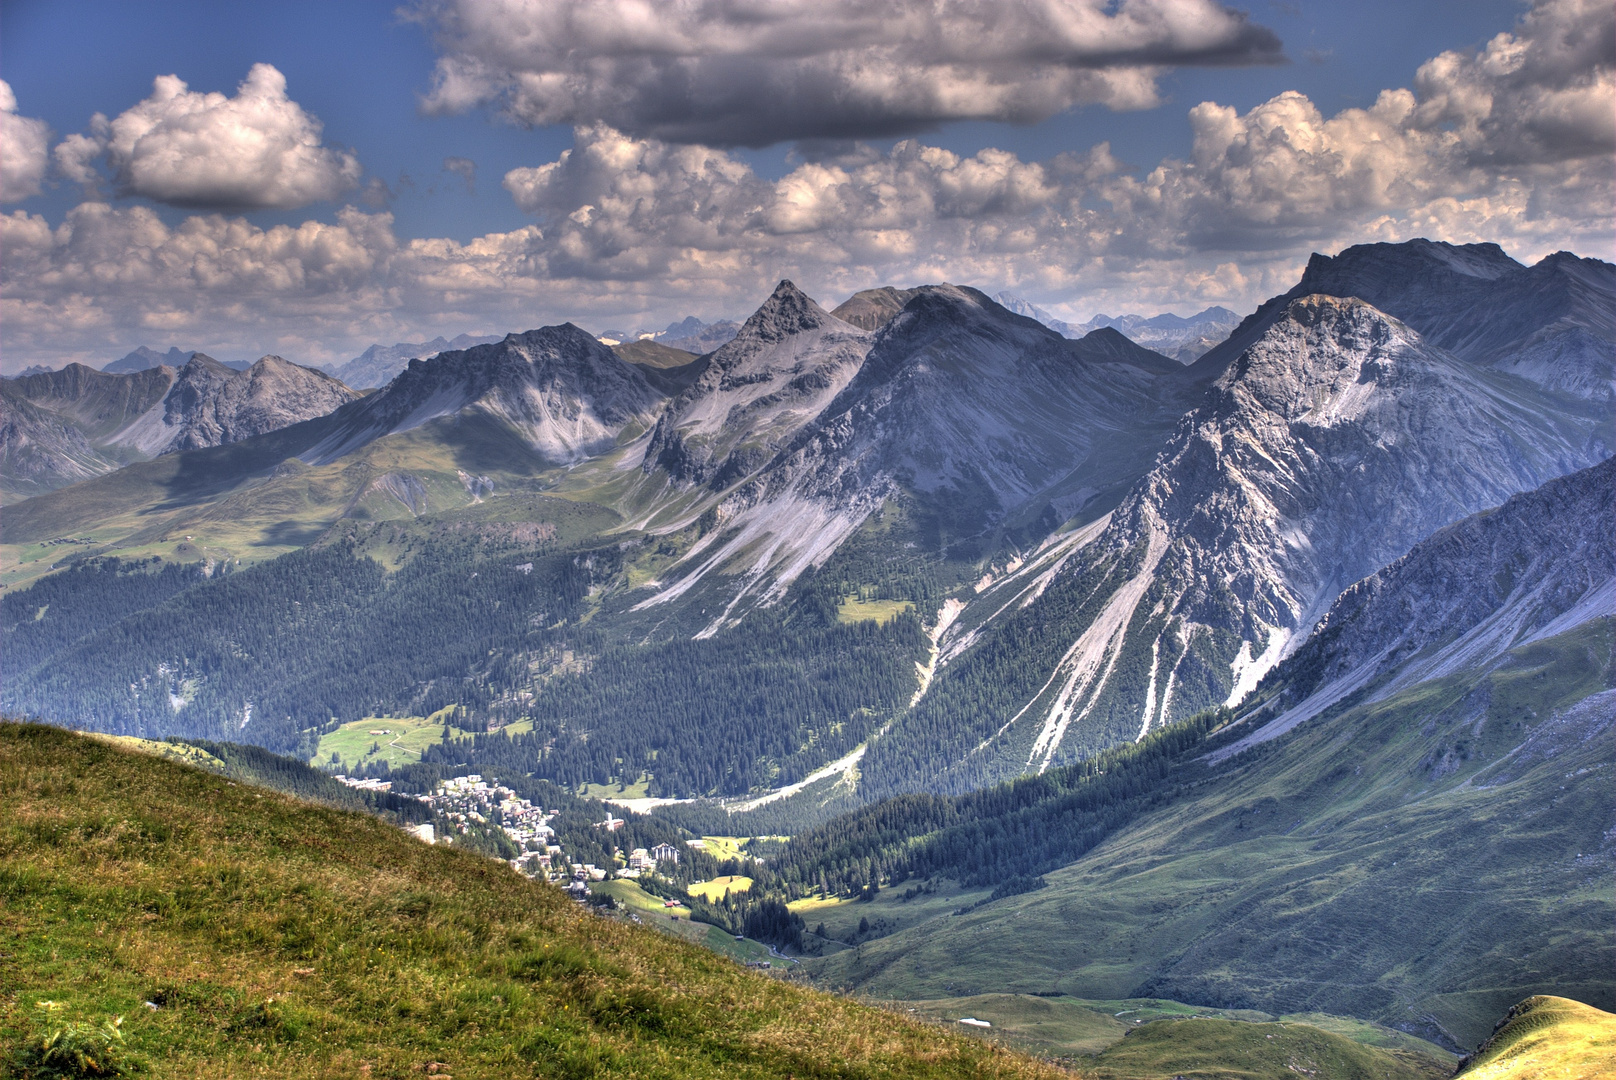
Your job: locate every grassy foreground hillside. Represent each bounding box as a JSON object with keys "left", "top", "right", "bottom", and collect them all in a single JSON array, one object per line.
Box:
[{"left": 0, "top": 722, "right": 1063, "bottom": 1079}]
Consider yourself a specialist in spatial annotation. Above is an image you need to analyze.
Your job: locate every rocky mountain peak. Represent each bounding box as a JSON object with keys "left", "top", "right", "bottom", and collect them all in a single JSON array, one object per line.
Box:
[
  {"left": 303, "top": 323, "right": 662, "bottom": 467},
  {"left": 1297, "top": 239, "right": 1518, "bottom": 293},
  {"left": 734, "top": 280, "right": 832, "bottom": 344}
]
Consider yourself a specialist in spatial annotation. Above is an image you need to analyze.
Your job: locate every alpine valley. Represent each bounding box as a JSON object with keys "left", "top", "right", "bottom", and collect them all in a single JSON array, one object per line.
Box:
[{"left": 3, "top": 238, "right": 1612, "bottom": 1065}]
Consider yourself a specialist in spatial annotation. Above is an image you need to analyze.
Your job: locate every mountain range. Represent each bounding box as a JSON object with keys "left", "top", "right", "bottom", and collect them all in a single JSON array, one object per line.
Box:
[
  {"left": 994, "top": 293, "right": 1242, "bottom": 362},
  {"left": 1, "top": 235, "right": 1609, "bottom": 1056},
  {"left": 0, "top": 353, "right": 357, "bottom": 502},
  {"left": 798, "top": 452, "right": 1612, "bottom": 1048}
]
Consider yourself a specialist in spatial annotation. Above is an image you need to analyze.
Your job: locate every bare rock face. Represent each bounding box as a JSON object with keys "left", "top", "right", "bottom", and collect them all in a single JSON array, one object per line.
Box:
[
  {"left": 632, "top": 283, "right": 1191, "bottom": 631},
  {"left": 304, "top": 325, "right": 665, "bottom": 467},
  {"left": 1196, "top": 240, "right": 1615, "bottom": 402},
  {"left": 766, "top": 285, "right": 1182, "bottom": 517},
  {"left": 829, "top": 286, "right": 924, "bottom": 331},
  {"left": 1212, "top": 455, "right": 1616, "bottom": 758},
  {"left": 0, "top": 386, "right": 116, "bottom": 500},
  {"left": 0, "top": 357, "right": 357, "bottom": 499},
  {"left": 149, "top": 355, "right": 361, "bottom": 454}
]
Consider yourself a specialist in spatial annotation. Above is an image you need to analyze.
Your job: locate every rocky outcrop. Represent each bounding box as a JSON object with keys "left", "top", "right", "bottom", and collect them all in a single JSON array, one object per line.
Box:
[
  {"left": 634, "top": 284, "right": 1192, "bottom": 629},
  {"left": 151, "top": 355, "right": 359, "bottom": 454},
  {"left": 1211, "top": 455, "right": 1616, "bottom": 758},
  {"left": 1, "top": 356, "right": 357, "bottom": 499},
  {"left": 0, "top": 386, "right": 118, "bottom": 500},
  {"left": 1195, "top": 240, "right": 1615, "bottom": 400}
]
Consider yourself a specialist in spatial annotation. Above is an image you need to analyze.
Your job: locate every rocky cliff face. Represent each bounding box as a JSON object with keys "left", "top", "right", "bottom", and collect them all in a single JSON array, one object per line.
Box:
[
  {"left": 304, "top": 326, "right": 664, "bottom": 467},
  {"left": 633, "top": 285, "right": 1192, "bottom": 632},
  {"left": 1211, "top": 455, "right": 1616, "bottom": 759},
  {"left": 869, "top": 293, "right": 1611, "bottom": 793},
  {"left": 0, "top": 387, "right": 118, "bottom": 500},
  {"left": 148, "top": 355, "right": 359, "bottom": 454}
]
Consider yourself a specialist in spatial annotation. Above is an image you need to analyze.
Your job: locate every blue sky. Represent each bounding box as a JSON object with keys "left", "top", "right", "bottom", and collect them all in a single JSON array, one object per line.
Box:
[{"left": 0, "top": 0, "right": 1608, "bottom": 369}]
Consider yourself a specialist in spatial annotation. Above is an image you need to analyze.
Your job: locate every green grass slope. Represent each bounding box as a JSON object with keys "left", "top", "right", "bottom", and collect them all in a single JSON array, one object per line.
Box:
[
  {"left": 1454, "top": 995, "right": 1616, "bottom": 1079},
  {"left": 904, "top": 994, "right": 1450, "bottom": 1070},
  {"left": 1086, "top": 1016, "right": 1445, "bottom": 1080},
  {"left": 0, "top": 722, "right": 1064, "bottom": 1079},
  {"left": 807, "top": 619, "right": 1615, "bottom": 1051}
]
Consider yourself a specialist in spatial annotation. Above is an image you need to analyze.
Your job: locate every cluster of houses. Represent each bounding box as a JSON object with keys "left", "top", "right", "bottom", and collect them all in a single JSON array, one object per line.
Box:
[
  {"left": 335, "top": 772, "right": 687, "bottom": 900},
  {"left": 614, "top": 842, "right": 682, "bottom": 879},
  {"left": 333, "top": 775, "right": 393, "bottom": 792},
  {"left": 413, "top": 774, "right": 564, "bottom": 879}
]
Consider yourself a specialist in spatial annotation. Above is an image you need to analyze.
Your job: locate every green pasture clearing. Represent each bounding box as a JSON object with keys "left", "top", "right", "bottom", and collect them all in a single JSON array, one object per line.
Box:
[
  {"left": 591, "top": 880, "right": 780, "bottom": 967},
  {"left": 900, "top": 994, "right": 1452, "bottom": 1073},
  {"left": 691, "top": 836, "right": 750, "bottom": 860},
  {"left": 314, "top": 707, "right": 472, "bottom": 770},
  {"left": 836, "top": 597, "right": 915, "bottom": 625},
  {"left": 792, "top": 878, "right": 991, "bottom": 950},
  {"left": 687, "top": 875, "right": 753, "bottom": 902},
  {"left": 578, "top": 775, "right": 652, "bottom": 800},
  {"left": 1085, "top": 1015, "right": 1448, "bottom": 1079}
]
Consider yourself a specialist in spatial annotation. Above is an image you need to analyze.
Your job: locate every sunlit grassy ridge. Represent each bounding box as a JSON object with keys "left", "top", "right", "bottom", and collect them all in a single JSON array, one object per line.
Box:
[
  {"left": 0, "top": 722, "right": 1064, "bottom": 1079},
  {"left": 1455, "top": 995, "right": 1616, "bottom": 1079}
]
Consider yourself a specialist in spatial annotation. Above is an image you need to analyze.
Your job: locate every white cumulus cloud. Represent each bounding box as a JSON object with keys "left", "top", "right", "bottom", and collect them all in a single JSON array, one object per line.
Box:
[
  {"left": 0, "top": 80, "right": 51, "bottom": 203},
  {"left": 412, "top": 0, "right": 1283, "bottom": 145},
  {"left": 3, "top": 0, "right": 1608, "bottom": 371},
  {"left": 55, "top": 64, "right": 361, "bottom": 209}
]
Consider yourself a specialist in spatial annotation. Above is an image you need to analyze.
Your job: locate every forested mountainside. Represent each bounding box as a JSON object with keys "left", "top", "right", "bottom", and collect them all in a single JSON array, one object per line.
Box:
[
  {"left": 2, "top": 240, "right": 1611, "bottom": 819},
  {"left": 761, "top": 459, "right": 1614, "bottom": 1049}
]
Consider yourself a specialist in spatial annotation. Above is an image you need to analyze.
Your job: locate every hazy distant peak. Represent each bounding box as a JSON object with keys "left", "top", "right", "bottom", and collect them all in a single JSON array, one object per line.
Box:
[{"left": 103, "top": 345, "right": 197, "bottom": 374}]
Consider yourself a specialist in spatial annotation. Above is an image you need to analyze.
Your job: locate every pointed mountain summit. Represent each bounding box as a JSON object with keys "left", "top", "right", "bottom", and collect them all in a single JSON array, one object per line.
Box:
[
  {"left": 304, "top": 325, "right": 663, "bottom": 467},
  {"left": 634, "top": 285, "right": 1191, "bottom": 631},
  {"left": 643, "top": 280, "right": 873, "bottom": 489},
  {"left": 770, "top": 285, "right": 1185, "bottom": 515}
]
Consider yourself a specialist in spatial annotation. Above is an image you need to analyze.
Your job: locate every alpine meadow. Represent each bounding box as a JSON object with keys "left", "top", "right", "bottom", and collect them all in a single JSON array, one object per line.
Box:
[{"left": 2, "top": 2, "right": 1612, "bottom": 1077}]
